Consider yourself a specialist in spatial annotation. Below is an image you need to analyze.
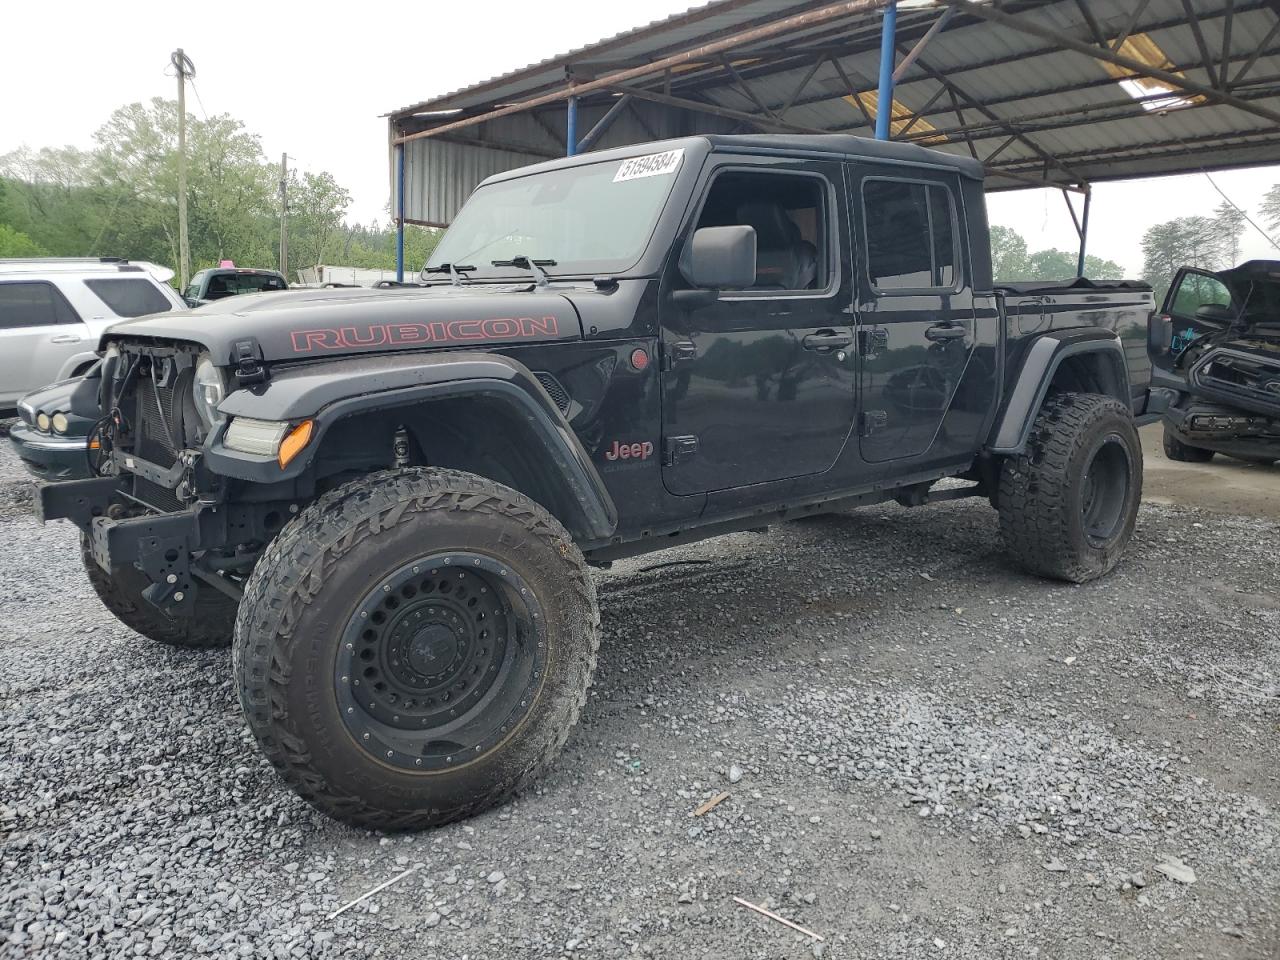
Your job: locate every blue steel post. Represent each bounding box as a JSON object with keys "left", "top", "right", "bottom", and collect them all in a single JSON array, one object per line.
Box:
[
  {"left": 875, "top": 2, "right": 898, "bottom": 140},
  {"left": 395, "top": 141, "right": 406, "bottom": 282},
  {"left": 566, "top": 96, "right": 579, "bottom": 156}
]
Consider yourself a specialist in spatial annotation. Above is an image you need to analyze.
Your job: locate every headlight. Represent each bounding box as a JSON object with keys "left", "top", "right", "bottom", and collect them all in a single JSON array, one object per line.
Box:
[
  {"left": 193, "top": 353, "right": 228, "bottom": 430},
  {"left": 51, "top": 412, "right": 69, "bottom": 434},
  {"left": 36, "top": 412, "right": 51, "bottom": 432}
]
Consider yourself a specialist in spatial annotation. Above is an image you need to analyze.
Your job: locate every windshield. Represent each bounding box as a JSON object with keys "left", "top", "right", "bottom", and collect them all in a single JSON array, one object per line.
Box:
[{"left": 426, "top": 150, "right": 685, "bottom": 278}]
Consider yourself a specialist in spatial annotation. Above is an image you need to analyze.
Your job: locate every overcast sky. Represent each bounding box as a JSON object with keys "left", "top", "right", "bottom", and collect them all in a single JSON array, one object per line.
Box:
[{"left": 2, "top": 0, "right": 1277, "bottom": 276}]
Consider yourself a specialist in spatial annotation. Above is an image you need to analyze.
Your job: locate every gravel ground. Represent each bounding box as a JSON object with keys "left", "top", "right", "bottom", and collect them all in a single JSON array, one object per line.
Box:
[{"left": 1, "top": 430, "right": 1277, "bottom": 960}]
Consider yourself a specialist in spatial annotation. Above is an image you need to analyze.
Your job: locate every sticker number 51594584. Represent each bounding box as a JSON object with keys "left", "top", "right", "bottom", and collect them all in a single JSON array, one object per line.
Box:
[{"left": 613, "top": 149, "right": 684, "bottom": 183}]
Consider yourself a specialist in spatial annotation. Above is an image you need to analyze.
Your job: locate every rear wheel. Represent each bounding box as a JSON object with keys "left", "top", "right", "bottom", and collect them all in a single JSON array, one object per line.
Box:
[
  {"left": 233, "top": 467, "right": 599, "bottom": 830},
  {"left": 80, "top": 533, "right": 236, "bottom": 648},
  {"left": 998, "top": 393, "right": 1142, "bottom": 583},
  {"left": 1162, "top": 425, "right": 1215, "bottom": 462}
]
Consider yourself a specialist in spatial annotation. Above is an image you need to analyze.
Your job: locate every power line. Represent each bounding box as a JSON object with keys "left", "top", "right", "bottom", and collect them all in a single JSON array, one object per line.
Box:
[{"left": 1200, "top": 170, "right": 1280, "bottom": 254}]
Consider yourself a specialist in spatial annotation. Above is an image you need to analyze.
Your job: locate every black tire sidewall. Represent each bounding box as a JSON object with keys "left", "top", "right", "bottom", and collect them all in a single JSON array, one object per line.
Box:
[{"left": 236, "top": 471, "right": 596, "bottom": 825}]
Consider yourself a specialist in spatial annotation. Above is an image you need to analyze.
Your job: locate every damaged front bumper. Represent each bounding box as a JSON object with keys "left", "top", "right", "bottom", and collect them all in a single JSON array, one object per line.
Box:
[
  {"left": 1164, "top": 401, "right": 1280, "bottom": 461},
  {"left": 38, "top": 477, "right": 252, "bottom": 616}
]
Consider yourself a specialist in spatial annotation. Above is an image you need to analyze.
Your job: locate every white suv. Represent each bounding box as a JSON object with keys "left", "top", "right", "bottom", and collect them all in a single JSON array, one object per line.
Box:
[{"left": 0, "top": 258, "right": 186, "bottom": 414}]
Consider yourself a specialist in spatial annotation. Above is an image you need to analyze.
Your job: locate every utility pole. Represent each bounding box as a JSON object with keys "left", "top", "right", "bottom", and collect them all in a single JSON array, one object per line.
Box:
[
  {"left": 279, "top": 153, "right": 289, "bottom": 280},
  {"left": 172, "top": 49, "right": 194, "bottom": 290}
]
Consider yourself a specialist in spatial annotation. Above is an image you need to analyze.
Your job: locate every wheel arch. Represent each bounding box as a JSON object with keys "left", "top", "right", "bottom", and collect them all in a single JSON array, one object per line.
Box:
[
  {"left": 988, "top": 330, "right": 1131, "bottom": 455},
  {"left": 207, "top": 351, "right": 618, "bottom": 542}
]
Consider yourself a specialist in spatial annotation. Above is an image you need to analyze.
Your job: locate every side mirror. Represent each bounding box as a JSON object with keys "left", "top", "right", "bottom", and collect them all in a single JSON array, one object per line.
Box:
[
  {"left": 1194, "top": 302, "right": 1234, "bottom": 324},
  {"left": 679, "top": 225, "right": 757, "bottom": 293},
  {"left": 183, "top": 296, "right": 201, "bottom": 308}
]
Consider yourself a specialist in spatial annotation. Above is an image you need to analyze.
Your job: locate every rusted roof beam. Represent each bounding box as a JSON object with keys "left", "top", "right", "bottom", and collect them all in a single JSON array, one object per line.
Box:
[
  {"left": 892, "top": 7, "right": 955, "bottom": 83},
  {"left": 608, "top": 83, "right": 829, "bottom": 135},
  {"left": 1220, "top": 0, "right": 1236, "bottom": 89},
  {"left": 952, "top": 0, "right": 1280, "bottom": 125},
  {"left": 394, "top": 0, "right": 890, "bottom": 144},
  {"left": 1072, "top": 0, "right": 1108, "bottom": 48}
]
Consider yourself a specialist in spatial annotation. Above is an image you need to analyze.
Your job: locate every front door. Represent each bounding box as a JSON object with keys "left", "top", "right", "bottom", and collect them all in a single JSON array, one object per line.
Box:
[
  {"left": 852, "top": 172, "right": 978, "bottom": 463},
  {"left": 0, "top": 281, "right": 90, "bottom": 409},
  {"left": 660, "top": 162, "right": 856, "bottom": 496}
]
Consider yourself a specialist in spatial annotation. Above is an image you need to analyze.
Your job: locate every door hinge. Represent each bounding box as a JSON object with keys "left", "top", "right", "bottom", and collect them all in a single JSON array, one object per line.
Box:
[
  {"left": 858, "top": 327, "right": 888, "bottom": 358},
  {"left": 663, "top": 435, "right": 699, "bottom": 466},
  {"left": 860, "top": 410, "right": 888, "bottom": 436},
  {"left": 661, "top": 340, "right": 698, "bottom": 371}
]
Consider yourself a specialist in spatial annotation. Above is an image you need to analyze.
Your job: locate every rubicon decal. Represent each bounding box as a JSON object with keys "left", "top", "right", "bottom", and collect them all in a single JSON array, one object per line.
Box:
[
  {"left": 604, "top": 439, "right": 654, "bottom": 461},
  {"left": 290, "top": 316, "right": 559, "bottom": 353}
]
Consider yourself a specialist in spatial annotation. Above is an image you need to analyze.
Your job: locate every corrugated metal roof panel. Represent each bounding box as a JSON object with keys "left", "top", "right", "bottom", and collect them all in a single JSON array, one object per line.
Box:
[{"left": 393, "top": 0, "right": 1280, "bottom": 219}]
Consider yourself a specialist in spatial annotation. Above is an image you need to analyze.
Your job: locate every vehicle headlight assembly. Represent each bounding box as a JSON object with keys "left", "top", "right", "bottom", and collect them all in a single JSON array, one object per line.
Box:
[
  {"left": 224, "top": 417, "right": 315, "bottom": 468},
  {"left": 36, "top": 412, "right": 51, "bottom": 432},
  {"left": 192, "top": 353, "right": 228, "bottom": 430},
  {"left": 51, "top": 412, "right": 69, "bottom": 434}
]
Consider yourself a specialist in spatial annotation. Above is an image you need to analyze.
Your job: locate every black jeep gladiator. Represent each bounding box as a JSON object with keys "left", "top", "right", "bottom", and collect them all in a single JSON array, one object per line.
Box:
[
  {"left": 38, "top": 135, "right": 1160, "bottom": 829},
  {"left": 1151, "top": 259, "right": 1280, "bottom": 465}
]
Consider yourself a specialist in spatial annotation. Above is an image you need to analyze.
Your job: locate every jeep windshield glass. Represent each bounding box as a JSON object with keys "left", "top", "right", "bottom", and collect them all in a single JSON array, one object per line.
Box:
[{"left": 425, "top": 153, "right": 682, "bottom": 278}]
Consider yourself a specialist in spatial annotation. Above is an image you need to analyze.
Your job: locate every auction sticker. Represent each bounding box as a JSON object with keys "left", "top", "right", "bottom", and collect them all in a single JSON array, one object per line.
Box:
[{"left": 613, "top": 149, "right": 684, "bottom": 182}]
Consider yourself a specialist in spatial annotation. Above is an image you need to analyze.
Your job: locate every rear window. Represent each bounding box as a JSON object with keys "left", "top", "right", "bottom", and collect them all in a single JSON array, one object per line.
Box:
[
  {"left": 205, "top": 273, "right": 286, "bottom": 299},
  {"left": 0, "top": 281, "right": 81, "bottom": 329},
  {"left": 863, "top": 179, "right": 958, "bottom": 292},
  {"left": 84, "top": 278, "right": 174, "bottom": 318}
]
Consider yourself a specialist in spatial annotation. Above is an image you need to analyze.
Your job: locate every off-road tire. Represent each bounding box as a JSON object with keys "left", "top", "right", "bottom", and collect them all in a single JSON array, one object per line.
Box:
[
  {"left": 80, "top": 533, "right": 237, "bottom": 648},
  {"left": 233, "top": 467, "right": 599, "bottom": 830},
  {"left": 998, "top": 392, "right": 1142, "bottom": 583},
  {"left": 1162, "top": 425, "right": 1214, "bottom": 463}
]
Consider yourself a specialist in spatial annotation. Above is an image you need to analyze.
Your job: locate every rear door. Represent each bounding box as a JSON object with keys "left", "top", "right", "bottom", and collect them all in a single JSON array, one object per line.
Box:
[
  {"left": 660, "top": 160, "right": 856, "bottom": 495},
  {"left": 851, "top": 170, "right": 978, "bottom": 463},
  {"left": 0, "top": 281, "right": 90, "bottom": 408}
]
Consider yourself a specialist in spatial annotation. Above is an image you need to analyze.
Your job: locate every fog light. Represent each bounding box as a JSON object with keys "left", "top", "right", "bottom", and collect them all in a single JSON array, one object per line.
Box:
[
  {"left": 36, "top": 412, "right": 51, "bottom": 432},
  {"left": 224, "top": 417, "right": 291, "bottom": 457},
  {"left": 51, "top": 412, "right": 69, "bottom": 434}
]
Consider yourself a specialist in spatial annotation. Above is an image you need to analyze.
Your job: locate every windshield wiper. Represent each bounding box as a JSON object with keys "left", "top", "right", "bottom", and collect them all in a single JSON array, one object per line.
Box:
[
  {"left": 492, "top": 255, "right": 556, "bottom": 287},
  {"left": 423, "top": 262, "right": 475, "bottom": 286}
]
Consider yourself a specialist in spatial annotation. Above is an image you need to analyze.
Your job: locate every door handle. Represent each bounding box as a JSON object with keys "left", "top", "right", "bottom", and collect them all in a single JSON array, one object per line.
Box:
[
  {"left": 50, "top": 334, "right": 83, "bottom": 344},
  {"left": 925, "top": 323, "right": 966, "bottom": 342},
  {"left": 802, "top": 330, "right": 853, "bottom": 351}
]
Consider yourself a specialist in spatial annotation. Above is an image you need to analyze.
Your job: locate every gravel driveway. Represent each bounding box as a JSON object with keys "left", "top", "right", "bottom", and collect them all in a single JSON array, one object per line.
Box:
[{"left": 2, "top": 433, "right": 1277, "bottom": 960}]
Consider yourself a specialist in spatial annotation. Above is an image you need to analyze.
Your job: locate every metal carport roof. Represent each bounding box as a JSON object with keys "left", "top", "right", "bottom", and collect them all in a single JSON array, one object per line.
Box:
[{"left": 385, "top": 0, "right": 1280, "bottom": 227}]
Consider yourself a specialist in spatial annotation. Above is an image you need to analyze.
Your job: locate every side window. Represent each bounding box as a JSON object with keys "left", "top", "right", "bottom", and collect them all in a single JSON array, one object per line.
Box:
[
  {"left": 693, "top": 170, "right": 828, "bottom": 292},
  {"left": 863, "top": 179, "right": 959, "bottom": 292},
  {"left": 0, "top": 281, "right": 81, "bottom": 330},
  {"left": 83, "top": 278, "right": 174, "bottom": 318},
  {"left": 1170, "top": 272, "right": 1230, "bottom": 317}
]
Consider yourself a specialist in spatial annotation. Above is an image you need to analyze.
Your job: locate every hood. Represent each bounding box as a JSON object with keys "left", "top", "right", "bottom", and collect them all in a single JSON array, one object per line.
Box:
[{"left": 103, "top": 285, "right": 584, "bottom": 364}]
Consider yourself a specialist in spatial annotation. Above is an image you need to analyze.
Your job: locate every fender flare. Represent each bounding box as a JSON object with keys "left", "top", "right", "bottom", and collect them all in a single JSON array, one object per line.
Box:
[
  {"left": 205, "top": 350, "right": 618, "bottom": 541},
  {"left": 987, "top": 329, "right": 1131, "bottom": 455}
]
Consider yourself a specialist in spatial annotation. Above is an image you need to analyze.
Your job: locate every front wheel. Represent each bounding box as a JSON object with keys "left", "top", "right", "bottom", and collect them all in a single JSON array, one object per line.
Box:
[
  {"left": 1162, "top": 425, "right": 1215, "bottom": 463},
  {"left": 233, "top": 467, "right": 599, "bottom": 830},
  {"left": 998, "top": 393, "right": 1143, "bottom": 583}
]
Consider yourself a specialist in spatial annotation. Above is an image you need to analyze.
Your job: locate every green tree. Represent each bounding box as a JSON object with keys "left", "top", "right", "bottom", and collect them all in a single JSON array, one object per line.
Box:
[
  {"left": 990, "top": 224, "right": 1029, "bottom": 281},
  {"left": 1141, "top": 215, "right": 1228, "bottom": 302},
  {"left": 0, "top": 222, "right": 46, "bottom": 257},
  {"left": 287, "top": 171, "right": 351, "bottom": 271},
  {"left": 1213, "top": 201, "right": 1246, "bottom": 266},
  {"left": 1261, "top": 184, "right": 1280, "bottom": 235}
]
